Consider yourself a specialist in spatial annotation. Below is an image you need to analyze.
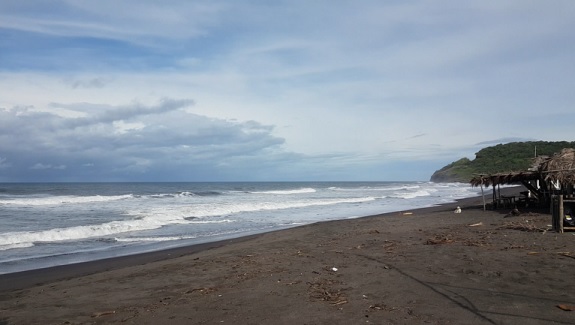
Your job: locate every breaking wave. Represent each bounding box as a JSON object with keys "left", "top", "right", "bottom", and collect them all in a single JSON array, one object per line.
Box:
[{"left": 0, "top": 194, "right": 133, "bottom": 206}]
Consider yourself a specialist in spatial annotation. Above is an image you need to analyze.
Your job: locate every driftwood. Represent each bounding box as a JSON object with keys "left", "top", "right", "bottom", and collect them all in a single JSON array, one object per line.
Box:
[{"left": 499, "top": 219, "right": 548, "bottom": 233}]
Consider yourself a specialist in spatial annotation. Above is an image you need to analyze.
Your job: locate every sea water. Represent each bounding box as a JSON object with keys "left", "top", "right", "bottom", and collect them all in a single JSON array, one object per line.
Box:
[{"left": 0, "top": 182, "right": 479, "bottom": 274}]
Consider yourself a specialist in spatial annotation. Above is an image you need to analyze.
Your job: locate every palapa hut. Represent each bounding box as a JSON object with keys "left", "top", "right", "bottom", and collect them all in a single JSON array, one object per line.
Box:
[
  {"left": 539, "top": 148, "right": 575, "bottom": 190},
  {"left": 470, "top": 148, "right": 575, "bottom": 209},
  {"left": 539, "top": 148, "right": 575, "bottom": 232}
]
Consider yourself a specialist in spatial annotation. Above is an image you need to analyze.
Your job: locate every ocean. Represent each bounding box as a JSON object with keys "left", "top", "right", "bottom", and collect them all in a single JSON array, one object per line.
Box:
[{"left": 0, "top": 182, "right": 479, "bottom": 274}]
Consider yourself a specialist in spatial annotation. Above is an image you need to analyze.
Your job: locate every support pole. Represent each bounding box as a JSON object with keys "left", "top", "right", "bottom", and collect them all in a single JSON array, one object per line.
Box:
[
  {"left": 480, "top": 181, "right": 486, "bottom": 211},
  {"left": 492, "top": 186, "right": 496, "bottom": 209},
  {"left": 560, "top": 195, "right": 564, "bottom": 233}
]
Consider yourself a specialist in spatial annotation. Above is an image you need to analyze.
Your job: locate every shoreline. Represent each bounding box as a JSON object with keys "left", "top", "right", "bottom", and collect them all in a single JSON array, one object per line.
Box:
[
  {"left": 0, "top": 191, "right": 488, "bottom": 292},
  {"left": 4, "top": 186, "right": 574, "bottom": 324}
]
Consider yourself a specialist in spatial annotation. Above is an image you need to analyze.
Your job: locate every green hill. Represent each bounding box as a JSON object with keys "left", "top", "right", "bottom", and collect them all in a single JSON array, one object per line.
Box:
[{"left": 430, "top": 141, "right": 575, "bottom": 183}]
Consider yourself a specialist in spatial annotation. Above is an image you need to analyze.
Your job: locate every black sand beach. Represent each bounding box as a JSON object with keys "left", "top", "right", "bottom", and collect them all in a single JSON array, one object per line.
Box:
[{"left": 2, "top": 189, "right": 575, "bottom": 324}]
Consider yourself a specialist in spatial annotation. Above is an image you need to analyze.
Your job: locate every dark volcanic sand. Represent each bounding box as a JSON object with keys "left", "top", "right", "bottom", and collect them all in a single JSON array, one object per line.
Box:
[{"left": 2, "top": 190, "right": 575, "bottom": 324}]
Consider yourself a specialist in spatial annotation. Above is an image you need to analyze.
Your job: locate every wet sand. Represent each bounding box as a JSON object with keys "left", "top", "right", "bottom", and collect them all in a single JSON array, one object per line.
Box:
[{"left": 2, "top": 190, "right": 575, "bottom": 324}]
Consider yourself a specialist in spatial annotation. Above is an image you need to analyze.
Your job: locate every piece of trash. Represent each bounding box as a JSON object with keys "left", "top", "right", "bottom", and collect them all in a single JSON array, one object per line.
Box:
[
  {"left": 402, "top": 212, "right": 413, "bottom": 215},
  {"left": 557, "top": 304, "right": 575, "bottom": 311},
  {"left": 527, "top": 252, "right": 539, "bottom": 255},
  {"left": 469, "top": 222, "right": 483, "bottom": 227},
  {"left": 331, "top": 267, "right": 338, "bottom": 272}
]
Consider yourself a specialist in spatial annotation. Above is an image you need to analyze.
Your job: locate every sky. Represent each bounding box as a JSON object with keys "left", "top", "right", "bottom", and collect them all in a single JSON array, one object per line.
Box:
[{"left": 1, "top": 1, "right": 574, "bottom": 182}]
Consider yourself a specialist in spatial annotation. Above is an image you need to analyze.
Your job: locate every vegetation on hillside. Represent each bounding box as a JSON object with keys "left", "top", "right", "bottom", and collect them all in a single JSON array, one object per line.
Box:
[{"left": 430, "top": 141, "right": 575, "bottom": 183}]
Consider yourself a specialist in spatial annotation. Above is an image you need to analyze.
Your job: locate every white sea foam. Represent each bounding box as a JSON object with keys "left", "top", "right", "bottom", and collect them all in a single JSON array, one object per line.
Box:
[
  {"left": 0, "top": 212, "right": 191, "bottom": 250},
  {"left": 115, "top": 235, "right": 197, "bottom": 243},
  {"left": 187, "top": 219, "right": 234, "bottom": 224},
  {"left": 129, "top": 196, "right": 377, "bottom": 221},
  {"left": 0, "top": 194, "right": 133, "bottom": 206},
  {"left": 0, "top": 242, "right": 35, "bottom": 251},
  {"left": 328, "top": 185, "right": 421, "bottom": 192},
  {"left": 251, "top": 188, "right": 317, "bottom": 195},
  {"left": 390, "top": 189, "right": 432, "bottom": 199},
  {"left": 0, "top": 195, "right": 379, "bottom": 250},
  {"left": 177, "top": 191, "right": 196, "bottom": 197}
]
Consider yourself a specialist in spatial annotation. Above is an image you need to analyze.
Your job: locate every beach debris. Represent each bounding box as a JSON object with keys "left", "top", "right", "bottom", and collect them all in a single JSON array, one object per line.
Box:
[
  {"left": 91, "top": 310, "right": 116, "bottom": 318},
  {"left": 307, "top": 279, "right": 346, "bottom": 305},
  {"left": 185, "top": 287, "right": 217, "bottom": 295},
  {"left": 285, "top": 280, "right": 302, "bottom": 286},
  {"left": 425, "top": 234, "right": 454, "bottom": 245},
  {"left": 425, "top": 233, "right": 489, "bottom": 247},
  {"left": 401, "top": 212, "right": 413, "bottom": 216},
  {"left": 332, "top": 299, "right": 348, "bottom": 306},
  {"left": 368, "top": 304, "right": 397, "bottom": 312},
  {"left": 369, "top": 304, "right": 386, "bottom": 311},
  {"left": 558, "top": 252, "right": 575, "bottom": 260},
  {"left": 383, "top": 240, "right": 397, "bottom": 252},
  {"left": 331, "top": 267, "right": 338, "bottom": 272},
  {"left": 557, "top": 304, "right": 575, "bottom": 311},
  {"left": 500, "top": 219, "right": 548, "bottom": 232},
  {"left": 502, "top": 245, "right": 525, "bottom": 250},
  {"left": 469, "top": 222, "right": 483, "bottom": 227},
  {"left": 454, "top": 206, "right": 462, "bottom": 214}
]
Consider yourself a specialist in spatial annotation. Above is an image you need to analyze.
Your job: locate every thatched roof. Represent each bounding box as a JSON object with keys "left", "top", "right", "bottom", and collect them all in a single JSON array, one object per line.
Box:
[
  {"left": 470, "top": 171, "right": 539, "bottom": 187},
  {"left": 470, "top": 148, "right": 575, "bottom": 188},
  {"left": 539, "top": 148, "right": 575, "bottom": 184}
]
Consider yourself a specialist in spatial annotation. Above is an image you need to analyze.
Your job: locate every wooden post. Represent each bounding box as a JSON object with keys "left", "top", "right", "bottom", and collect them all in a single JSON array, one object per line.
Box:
[
  {"left": 552, "top": 195, "right": 559, "bottom": 232},
  {"left": 480, "top": 181, "right": 486, "bottom": 211},
  {"left": 560, "top": 194, "right": 564, "bottom": 233},
  {"left": 492, "top": 186, "right": 496, "bottom": 209}
]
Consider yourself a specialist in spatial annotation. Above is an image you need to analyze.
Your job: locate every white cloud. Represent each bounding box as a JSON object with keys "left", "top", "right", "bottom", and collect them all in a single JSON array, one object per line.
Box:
[
  {"left": 1, "top": 1, "right": 574, "bottom": 181},
  {"left": 0, "top": 1, "right": 228, "bottom": 45},
  {"left": 30, "top": 163, "right": 52, "bottom": 170}
]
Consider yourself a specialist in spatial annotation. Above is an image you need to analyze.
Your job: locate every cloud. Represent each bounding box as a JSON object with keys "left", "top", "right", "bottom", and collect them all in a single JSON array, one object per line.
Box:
[
  {"left": 30, "top": 163, "right": 66, "bottom": 170},
  {"left": 0, "top": 98, "right": 291, "bottom": 181},
  {"left": 0, "top": 1, "right": 228, "bottom": 45},
  {"left": 63, "top": 77, "right": 111, "bottom": 89},
  {"left": 1, "top": 1, "right": 574, "bottom": 181},
  {"left": 476, "top": 138, "right": 538, "bottom": 146}
]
